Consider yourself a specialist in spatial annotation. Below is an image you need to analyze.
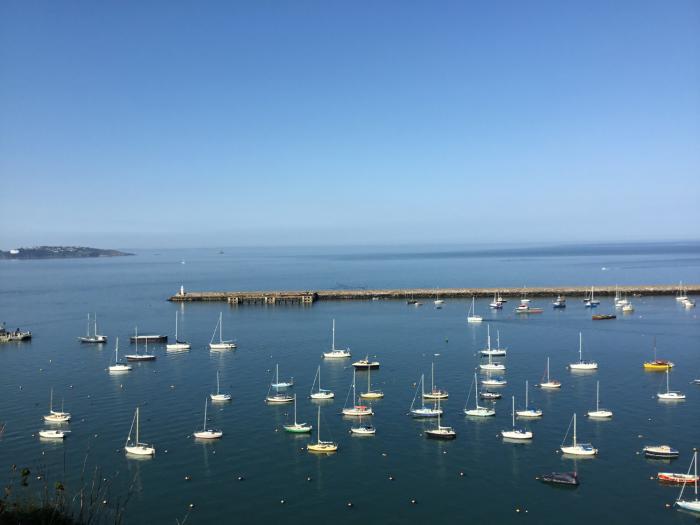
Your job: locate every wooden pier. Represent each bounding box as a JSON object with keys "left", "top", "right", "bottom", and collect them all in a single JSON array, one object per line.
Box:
[{"left": 168, "top": 284, "right": 699, "bottom": 305}]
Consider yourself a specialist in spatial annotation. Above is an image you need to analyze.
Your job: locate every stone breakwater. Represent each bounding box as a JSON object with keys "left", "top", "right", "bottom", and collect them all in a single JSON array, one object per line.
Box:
[{"left": 168, "top": 284, "right": 699, "bottom": 305}]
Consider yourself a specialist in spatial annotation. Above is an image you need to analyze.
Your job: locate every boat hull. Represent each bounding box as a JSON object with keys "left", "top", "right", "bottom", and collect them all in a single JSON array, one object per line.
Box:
[
  {"left": 425, "top": 429, "right": 456, "bottom": 440},
  {"left": 211, "top": 394, "right": 232, "bottom": 402},
  {"left": 676, "top": 500, "right": 700, "bottom": 512},
  {"left": 560, "top": 445, "right": 597, "bottom": 456},
  {"left": 193, "top": 430, "right": 223, "bottom": 439},
  {"left": 501, "top": 430, "right": 533, "bottom": 440},
  {"left": 307, "top": 442, "right": 338, "bottom": 452},
  {"left": 209, "top": 342, "right": 237, "bottom": 350},
  {"left": 125, "top": 444, "right": 155, "bottom": 456},
  {"left": 587, "top": 410, "right": 613, "bottom": 418},
  {"left": 283, "top": 424, "right": 312, "bottom": 434}
]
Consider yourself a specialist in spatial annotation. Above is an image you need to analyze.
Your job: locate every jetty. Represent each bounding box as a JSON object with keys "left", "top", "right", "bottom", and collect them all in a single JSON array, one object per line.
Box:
[{"left": 168, "top": 284, "right": 699, "bottom": 305}]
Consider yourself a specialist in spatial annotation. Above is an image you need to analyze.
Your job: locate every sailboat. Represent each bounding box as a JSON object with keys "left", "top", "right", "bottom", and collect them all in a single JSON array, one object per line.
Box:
[
  {"left": 434, "top": 289, "right": 445, "bottom": 306},
  {"left": 423, "top": 362, "right": 448, "bottom": 399},
  {"left": 481, "top": 371, "right": 507, "bottom": 387},
  {"left": 560, "top": 413, "right": 597, "bottom": 456},
  {"left": 310, "top": 365, "right": 334, "bottom": 399},
  {"left": 108, "top": 337, "right": 132, "bottom": 372},
  {"left": 124, "top": 407, "right": 155, "bottom": 456},
  {"left": 166, "top": 311, "right": 191, "bottom": 351},
  {"left": 349, "top": 407, "right": 376, "bottom": 435},
  {"left": 307, "top": 406, "right": 338, "bottom": 453},
  {"left": 676, "top": 281, "right": 689, "bottom": 302},
  {"left": 360, "top": 366, "right": 384, "bottom": 399},
  {"left": 209, "top": 312, "right": 236, "bottom": 350},
  {"left": 283, "top": 394, "right": 312, "bottom": 433},
  {"left": 323, "top": 319, "right": 351, "bottom": 358},
  {"left": 584, "top": 286, "right": 600, "bottom": 307},
  {"left": 193, "top": 398, "right": 223, "bottom": 439},
  {"left": 125, "top": 327, "right": 156, "bottom": 361},
  {"left": 586, "top": 381, "right": 613, "bottom": 418},
  {"left": 38, "top": 429, "right": 71, "bottom": 439},
  {"left": 78, "top": 313, "right": 107, "bottom": 343},
  {"left": 464, "top": 373, "right": 495, "bottom": 417},
  {"left": 644, "top": 337, "right": 674, "bottom": 370},
  {"left": 489, "top": 291, "right": 503, "bottom": 309},
  {"left": 479, "top": 325, "right": 506, "bottom": 356},
  {"left": 676, "top": 451, "right": 700, "bottom": 513},
  {"left": 409, "top": 375, "right": 442, "bottom": 418},
  {"left": 270, "top": 364, "right": 294, "bottom": 388},
  {"left": 210, "top": 370, "right": 232, "bottom": 402},
  {"left": 266, "top": 366, "right": 293, "bottom": 403},
  {"left": 479, "top": 346, "right": 505, "bottom": 371},
  {"left": 538, "top": 357, "right": 561, "bottom": 389},
  {"left": 43, "top": 388, "right": 71, "bottom": 423},
  {"left": 352, "top": 355, "right": 380, "bottom": 370},
  {"left": 342, "top": 369, "right": 373, "bottom": 416},
  {"left": 657, "top": 369, "right": 685, "bottom": 400},
  {"left": 425, "top": 397, "right": 456, "bottom": 439},
  {"left": 569, "top": 332, "right": 598, "bottom": 370},
  {"left": 552, "top": 295, "right": 566, "bottom": 308},
  {"left": 501, "top": 396, "right": 533, "bottom": 440},
  {"left": 516, "top": 380, "right": 542, "bottom": 418},
  {"left": 467, "top": 296, "right": 483, "bottom": 323}
]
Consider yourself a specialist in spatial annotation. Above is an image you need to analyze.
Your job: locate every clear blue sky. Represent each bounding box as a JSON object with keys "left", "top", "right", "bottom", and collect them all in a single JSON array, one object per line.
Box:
[{"left": 1, "top": 1, "right": 698, "bottom": 248}]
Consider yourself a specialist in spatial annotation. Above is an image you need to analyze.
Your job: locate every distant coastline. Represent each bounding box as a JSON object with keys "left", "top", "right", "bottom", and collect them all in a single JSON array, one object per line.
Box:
[{"left": 0, "top": 246, "right": 133, "bottom": 260}]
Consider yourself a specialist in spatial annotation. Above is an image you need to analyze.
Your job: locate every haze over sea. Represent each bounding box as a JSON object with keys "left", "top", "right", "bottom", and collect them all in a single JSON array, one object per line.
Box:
[{"left": 0, "top": 241, "right": 699, "bottom": 524}]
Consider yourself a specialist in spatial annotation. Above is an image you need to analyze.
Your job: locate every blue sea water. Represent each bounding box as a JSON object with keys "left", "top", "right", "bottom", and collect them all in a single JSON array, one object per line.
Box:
[{"left": 0, "top": 242, "right": 699, "bottom": 524}]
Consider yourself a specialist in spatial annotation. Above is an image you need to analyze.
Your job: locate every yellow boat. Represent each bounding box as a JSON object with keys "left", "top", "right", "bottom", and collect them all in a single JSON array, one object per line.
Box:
[{"left": 643, "top": 360, "right": 674, "bottom": 371}]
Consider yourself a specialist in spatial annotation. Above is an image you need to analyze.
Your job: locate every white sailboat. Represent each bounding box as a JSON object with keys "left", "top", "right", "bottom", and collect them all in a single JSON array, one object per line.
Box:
[
  {"left": 586, "top": 381, "right": 613, "bottom": 418},
  {"left": 657, "top": 369, "right": 686, "bottom": 400},
  {"left": 464, "top": 373, "right": 495, "bottom": 417},
  {"left": 270, "top": 364, "right": 294, "bottom": 388},
  {"left": 43, "top": 388, "right": 71, "bottom": 423},
  {"left": 323, "top": 319, "right": 351, "bottom": 359},
  {"left": 342, "top": 369, "right": 373, "bottom": 416},
  {"left": 38, "top": 429, "right": 70, "bottom": 439},
  {"left": 569, "top": 332, "right": 598, "bottom": 370},
  {"left": 489, "top": 291, "right": 503, "bottom": 309},
  {"left": 193, "top": 398, "right": 223, "bottom": 439},
  {"left": 560, "top": 413, "right": 597, "bottom": 456},
  {"left": 481, "top": 372, "right": 507, "bottom": 387},
  {"left": 307, "top": 406, "right": 338, "bottom": 453},
  {"left": 676, "top": 281, "right": 689, "bottom": 302},
  {"left": 584, "top": 286, "right": 600, "bottom": 307},
  {"left": 125, "top": 327, "right": 156, "bottom": 361},
  {"left": 467, "top": 296, "right": 483, "bottom": 323},
  {"left": 479, "top": 345, "right": 505, "bottom": 371},
  {"left": 501, "top": 396, "right": 533, "bottom": 440},
  {"left": 78, "top": 313, "right": 107, "bottom": 343},
  {"left": 423, "top": 362, "right": 448, "bottom": 399},
  {"left": 108, "top": 337, "right": 132, "bottom": 372},
  {"left": 434, "top": 289, "right": 445, "bottom": 306},
  {"left": 360, "top": 366, "right": 384, "bottom": 399},
  {"left": 166, "top": 311, "right": 191, "bottom": 351},
  {"left": 516, "top": 380, "right": 542, "bottom": 418},
  {"left": 409, "top": 374, "right": 442, "bottom": 418},
  {"left": 283, "top": 394, "right": 312, "bottom": 433},
  {"left": 124, "top": 407, "right": 155, "bottom": 456},
  {"left": 676, "top": 451, "right": 700, "bottom": 513},
  {"left": 209, "top": 312, "right": 236, "bottom": 350},
  {"left": 266, "top": 366, "right": 293, "bottom": 403},
  {"left": 210, "top": 370, "right": 232, "bottom": 402},
  {"left": 479, "top": 325, "right": 506, "bottom": 356},
  {"left": 538, "top": 357, "right": 561, "bottom": 389},
  {"left": 622, "top": 302, "right": 635, "bottom": 313},
  {"left": 310, "top": 365, "right": 334, "bottom": 399},
  {"left": 424, "top": 397, "right": 456, "bottom": 439}
]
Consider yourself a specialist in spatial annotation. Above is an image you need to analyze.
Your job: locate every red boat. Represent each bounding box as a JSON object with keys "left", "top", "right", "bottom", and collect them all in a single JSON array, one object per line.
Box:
[{"left": 657, "top": 472, "right": 700, "bottom": 484}]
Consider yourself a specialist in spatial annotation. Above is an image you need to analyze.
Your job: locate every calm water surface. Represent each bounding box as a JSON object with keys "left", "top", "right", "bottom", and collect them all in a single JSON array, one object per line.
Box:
[{"left": 0, "top": 244, "right": 699, "bottom": 524}]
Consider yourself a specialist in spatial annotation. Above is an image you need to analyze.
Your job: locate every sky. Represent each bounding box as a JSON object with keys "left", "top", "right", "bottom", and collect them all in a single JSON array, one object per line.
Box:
[{"left": 0, "top": 1, "right": 698, "bottom": 249}]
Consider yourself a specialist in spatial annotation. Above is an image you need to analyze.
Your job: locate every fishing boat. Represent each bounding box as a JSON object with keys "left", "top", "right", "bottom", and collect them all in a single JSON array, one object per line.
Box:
[
  {"left": 467, "top": 296, "right": 483, "bottom": 323},
  {"left": 409, "top": 375, "right": 442, "bottom": 418},
  {"left": 423, "top": 362, "right": 449, "bottom": 399},
  {"left": 479, "top": 348, "right": 505, "bottom": 371},
  {"left": 342, "top": 370, "right": 373, "bottom": 416},
  {"left": 536, "top": 472, "right": 579, "bottom": 486},
  {"left": 43, "top": 389, "right": 71, "bottom": 423},
  {"left": 352, "top": 355, "right": 380, "bottom": 369},
  {"left": 78, "top": 313, "right": 107, "bottom": 343},
  {"left": 360, "top": 366, "right": 384, "bottom": 399},
  {"left": 479, "top": 390, "right": 502, "bottom": 400},
  {"left": 38, "top": 429, "right": 70, "bottom": 439},
  {"left": 586, "top": 381, "right": 613, "bottom": 418},
  {"left": 516, "top": 380, "right": 542, "bottom": 418},
  {"left": 643, "top": 338, "right": 674, "bottom": 370},
  {"left": 657, "top": 369, "right": 685, "bottom": 400},
  {"left": 538, "top": 357, "right": 561, "bottom": 389},
  {"left": 108, "top": 337, "right": 132, "bottom": 372},
  {"left": 675, "top": 451, "right": 700, "bottom": 513},
  {"left": 310, "top": 365, "right": 334, "bottom": 399},
  {"left": 165, "top": 311, "right": 190, "bottom": 351},
  {"left": 0, "top": 323, "right": 32, "bottom": 342},
  {"left": 592, "top": 314, "right": 616, "bottom": 320},
  {"left": 124, "top": 407, "right": 155, "bottom": 456},
  {"left": 584, "top": 286, "right": 600, "bottom": 307},
  {"left": 501, "top": 396, "right": 532, "bottom": 440},
  {"left": 481, "top": 373, "right": 507, "bottom": 387},
  {"left": 643, "top": 445, "right": 679, "bottom": 459},
  {"left": 323, "top": 319, "right": 351, "bottom": 359},
  {"left": 568, "top": 332, "right": 598, "bottom": 370},
  {"left": 424, "top": 397, "right": 456, "bottom": 440},
  {"left": 125, "top": 328, "right": 156, "bottom": 361},
  {"left": 270, "top": 364, "right": 294, "bottom": 388},
  {"left": 193, "top": 398, "right": 223, "bottom": 439},
  {"left": 209, "top": 312, "right": 236, "bottom": 350},
  {"left": 479, "top": 325, "right": 507, "bottom": 356},
  {"left": 560, "top": 413, "right": 597, "bottom": 456},
  {"left": 552, "top": 296, "right": 566, "bottom": 308},
  {"left": 464, "top": 373, "right": 495, "bottom": 417},
  {"left": 659, "top": 472, "right": 700, "bottom": 484},
  {"left": 307, "top": 406, "right": 338, "bottom": 453},
  {"left": 283, "top": 394, "right": 312, "bottom": 433},
  {"left": 211, "top": 370, "right": 232, "bottom": 402}
]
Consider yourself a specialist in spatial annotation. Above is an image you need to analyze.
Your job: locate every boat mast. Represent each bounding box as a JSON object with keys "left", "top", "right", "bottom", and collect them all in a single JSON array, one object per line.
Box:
[
  {"left": 293, "top": 394, "right": 297, "bottom": 425},
  {"left": 525, "top": 380, "right": 529, "bottom": 409},
  {"left": 316, "top": 406, "right": 321, "bottom": 444},
  {"left": 487, "top": 325, "right": 491, "bottom": 351},
  {"left": 473, "top": 373, "right": 478, "bottom": 409},
  {"left": 547, "top": 357, "right": 550, "bottom": 382},
  {"left": 511, "top": 396, "right": 515, "bottom": 429},
  {"left": 202, "top": 398, "right": 207, "bottom": 431},
  {"left": 579, "top": 332, "right": 583, "bottom": 362},
  {"left": 175, "top": 312, "right": 178, "bottom": 341},
  {"left": 331, "top": 319, "right": 335, "bottom": 351},
  {"left": 135, "top": 407, "right": 140, "bottom": 445},
  {"left": 219, "top": 312, "right": 223, "bottom": 343},
  {"left": 596, "top": 381, "right": 600, "bottom": 411},
  {"left": 431, "top": 362, "right": 435, "bottom": 391},
  {"left": 352, "top": 369, "right": 357, "bottom": 404},
  {"left": 217, "top": 370, "right": 221, "bottom": 395},
  {"left": 572, "top": 413, "right": 577, "bottom": 447},
  {"left": 86, "top": 313, "right": 90, "bottom": 338}
]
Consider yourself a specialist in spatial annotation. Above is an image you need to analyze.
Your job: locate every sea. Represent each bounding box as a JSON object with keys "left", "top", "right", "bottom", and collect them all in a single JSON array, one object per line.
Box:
[{"left": 0, "top": 241, "right": 699, "bottom": 524}]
